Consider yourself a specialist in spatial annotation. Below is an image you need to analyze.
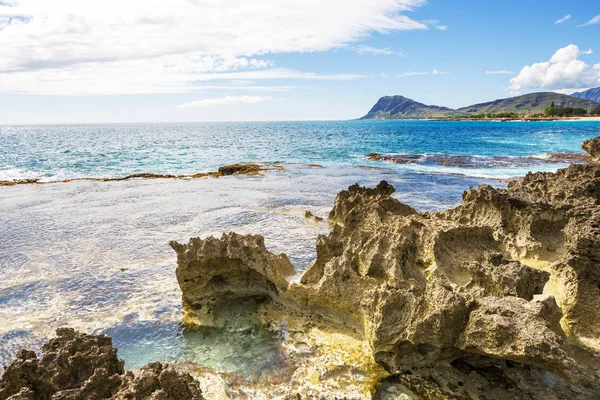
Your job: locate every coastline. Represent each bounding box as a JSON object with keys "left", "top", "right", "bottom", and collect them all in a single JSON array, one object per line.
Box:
[
  {"left": 2, "top": 136, "right": 600, "bottom": 399},
  {"left": 431, "top": 116, "right": 600, "bottom": 122}
]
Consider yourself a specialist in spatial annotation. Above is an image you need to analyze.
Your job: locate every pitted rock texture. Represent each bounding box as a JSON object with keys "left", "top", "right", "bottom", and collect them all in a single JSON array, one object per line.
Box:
[
  {"left": 114, "top": 362, "right": 204, "bottom": 400},
  {"left": 294, "top": 181, "right": 577, "bottom": 373},
  {"left": 170, "top": 139, "right": 600, "bottom": 398},
  {"left": 170, "top": 232, "right": 295, "bottom": 327},
  {"left": 582, "top": 136, "right": 600, "bottom": 161},
  {"left": 0, "top": 328, "right": 124, "bottom": 400},
  {"left": 0, "top": 329, "right": 204, "bottom": 400}
]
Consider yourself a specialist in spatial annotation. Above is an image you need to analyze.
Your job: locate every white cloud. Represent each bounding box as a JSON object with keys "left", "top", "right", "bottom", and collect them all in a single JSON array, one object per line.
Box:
[
  {"left": 353, "top": 46, "right": 404, "bottom": 56},
  {"left": 509, "top": 44, "right": 600, "bottom": 91},
  {"left": 179, "top": 95, "right": 274, "bottom": 108},
  {"left": 397, "top": 68, "right": 448, "bottom": 78},
  {"left": 486, "top": 70, "right": 514, "bottom": 75},
  {"left": 555, "top": 14, "right": 571, "bottom": 24},
  {"left": 397, "top": 71, "right": 429, "bottom": 77},
  {"left": 422, "top": 19, "right": 447, "bottom": 30},
  {"left": 0, "top": 0, "right": 429, "bottom": 95},
  {"left": 396, "top": 68, "right": 449, "bottom": 78},
  {"left": 0, "top": 62, "right": 363, "bottom": 95},
  {"left": 577, "top": 14, "right": 600, "bottom": 27}
]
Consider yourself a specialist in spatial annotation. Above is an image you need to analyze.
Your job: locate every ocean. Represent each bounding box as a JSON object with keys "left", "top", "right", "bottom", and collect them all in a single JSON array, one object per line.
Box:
[{"left": 0, "top": 120, "right": 598, "bottom": 373}]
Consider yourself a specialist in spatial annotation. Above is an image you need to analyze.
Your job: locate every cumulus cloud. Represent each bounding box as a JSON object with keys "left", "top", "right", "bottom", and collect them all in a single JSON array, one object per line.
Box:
[
  {"left": 509, "top": 44, "right": 600, "bottom": 91},
  {"left": 179, "top": 96, "right": 274, "bottom": 108},
  {"left": 555, "top": 14, "right": 571, "bottom": 24},
  {"left": 0, "top": 0, "right": 430, "bottom": 95},
  {"left": 577, "top": 15, "right": 600, "bottom": 27}
]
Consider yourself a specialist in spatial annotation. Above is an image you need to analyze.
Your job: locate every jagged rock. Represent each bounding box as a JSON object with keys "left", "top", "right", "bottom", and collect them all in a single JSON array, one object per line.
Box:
[
  {"left": 457, "top": 296, "right": 571, "bottom": 371},
  {"left": 0, "top": 328, "right": 124, "bottom": 400},
  {"left": 304, "top": 210, "right": 323, "bottom": 222},
  {"left": 0, "top": 330, "right": 204, "bottom": 400},
  {"left": 459, "top": 256, "right": 549, "bottom": 300},
  {"left": 170, "top": 232, "right": 295, "bottom": 327},
  {"left": 114, "top": 362, "right": 204, "bottom": 400},
  {"left": 161, "top": 137, "right": 600, "bottom": 398},
  {"left": 293, "top": 179, "right": 578, "bottom": 376},
  {"left": 582, "top": 136, "right": 600, "bottom": 161}
]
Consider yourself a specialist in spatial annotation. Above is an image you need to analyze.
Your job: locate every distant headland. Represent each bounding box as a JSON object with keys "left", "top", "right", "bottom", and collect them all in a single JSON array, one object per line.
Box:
[{"left": 360, "top": 90, "right": 600, "bottom": 121}]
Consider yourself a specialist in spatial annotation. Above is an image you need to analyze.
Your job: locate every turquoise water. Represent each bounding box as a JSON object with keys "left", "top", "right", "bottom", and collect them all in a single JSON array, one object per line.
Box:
[
  {"left": 0, "top": 120, "right": 598, "bottom": 374},
  {"left": 1, "top": 120, "right": 598, "bottom": 181}
]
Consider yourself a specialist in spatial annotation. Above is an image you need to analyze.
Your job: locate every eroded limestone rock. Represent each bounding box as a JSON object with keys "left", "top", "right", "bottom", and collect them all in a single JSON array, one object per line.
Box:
[
  {"left": 170, "top": 232, "right": 295, "bottom": 327},
  {"left": 582, "top": 136, "right": 600, "bottom": 161},
  {"left": 168, "top": 138, "right": 600, "bottom": 398}
]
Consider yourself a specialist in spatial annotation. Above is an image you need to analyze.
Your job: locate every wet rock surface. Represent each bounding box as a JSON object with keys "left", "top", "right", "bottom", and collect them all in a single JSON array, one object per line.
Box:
[{"left": 367, "top": 152, "right": 591, "bottom": 168}]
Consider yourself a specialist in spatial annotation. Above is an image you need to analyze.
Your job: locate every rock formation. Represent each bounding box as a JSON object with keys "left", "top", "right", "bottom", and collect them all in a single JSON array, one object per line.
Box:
[
  {"left": 582, "top": 136, "right": 600, "bottom": 161},
  {"left": 0, "top": 328, "right": 204, "bottom": 400},
  {"left": 168, "top": 136, "right": 600, "bottom": 398},
  {"left": 169, "top": 232, "right": 295, "bottom": 328},
  {"left": 4, "top": 136, "right": 600, "bottom": 399}
]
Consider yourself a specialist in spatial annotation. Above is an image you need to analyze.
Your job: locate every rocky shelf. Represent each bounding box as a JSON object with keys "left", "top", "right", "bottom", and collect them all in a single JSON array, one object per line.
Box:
[{"left": 2, "top": 137, "right": 600, "bottom": 399}]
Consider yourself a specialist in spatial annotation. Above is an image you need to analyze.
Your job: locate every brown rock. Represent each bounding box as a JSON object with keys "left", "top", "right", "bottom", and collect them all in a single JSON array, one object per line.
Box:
[
  {"left": 582, "top": 136, "right": 600, "bottom": 161},
  {"left": 170, "top": 232, "right": 295, "bottom": 327},
  {"left": 0, "top": 330, "right": 204, "bottom": 400}
]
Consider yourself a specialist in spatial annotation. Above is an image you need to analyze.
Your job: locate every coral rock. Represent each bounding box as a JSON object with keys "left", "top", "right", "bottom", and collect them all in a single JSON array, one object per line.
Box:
[{"left": 170, "top": 232, "right": 295, "bottom": 327}]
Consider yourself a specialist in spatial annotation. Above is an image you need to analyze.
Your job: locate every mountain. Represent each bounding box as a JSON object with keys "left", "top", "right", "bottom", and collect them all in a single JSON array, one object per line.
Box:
[
  {"left": 360, "top": 95, "right": 457, "bottom": 120},
  {"left": 361, "top": 92, "right": 600, "bottom": 119},
  {"left": 457, "top": 92, "right": 599, "bottom": 115},
  {"left": 571, "top": 87, "right": 600, "bottom": 103}
]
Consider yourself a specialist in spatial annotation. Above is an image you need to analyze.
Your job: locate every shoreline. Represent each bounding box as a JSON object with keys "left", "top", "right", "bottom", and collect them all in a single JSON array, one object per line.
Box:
[{"left": 430, "top": 116, "right": 600, "bottom": 122}]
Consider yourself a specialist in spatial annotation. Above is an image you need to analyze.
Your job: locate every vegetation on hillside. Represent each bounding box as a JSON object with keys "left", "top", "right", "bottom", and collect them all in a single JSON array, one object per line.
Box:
[
  {"left": 543, "top": 101, "right": 587, "bottom": 117},
  {"left": 361, "top": 92, "right": 600, "bottom": 120}
]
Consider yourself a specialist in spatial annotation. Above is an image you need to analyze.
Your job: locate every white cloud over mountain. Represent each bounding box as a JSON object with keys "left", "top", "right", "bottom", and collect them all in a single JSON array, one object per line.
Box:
[
  {"left": 0, "top": 0, "right": 430, "bottom": 95},
  {"left": 509, "top": 44, "right": 600, "bottom": 91}
]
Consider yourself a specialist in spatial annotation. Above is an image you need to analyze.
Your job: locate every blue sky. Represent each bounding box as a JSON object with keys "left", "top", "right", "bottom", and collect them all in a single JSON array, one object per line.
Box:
[{"left": 0, "top": 0, "right": 599, "bottom": 123}]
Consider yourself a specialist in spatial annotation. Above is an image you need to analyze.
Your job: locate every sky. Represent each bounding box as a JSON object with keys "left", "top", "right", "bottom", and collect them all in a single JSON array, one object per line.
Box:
[{"left": 0, "top": 0, "right": 599, "bottom": 123}]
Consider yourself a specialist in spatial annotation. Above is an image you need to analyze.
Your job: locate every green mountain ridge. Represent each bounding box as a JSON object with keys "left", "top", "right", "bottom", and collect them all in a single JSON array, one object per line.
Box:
[
  {"left": 571, "top": 87, "right": 600, "bottom": 103},
  {"left": 360, "top": 92, "right": 600, "bottom": 120}
]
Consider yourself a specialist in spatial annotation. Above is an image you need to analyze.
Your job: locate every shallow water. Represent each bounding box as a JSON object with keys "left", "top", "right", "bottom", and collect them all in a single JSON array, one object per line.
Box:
[{"left": 0, "top": 120, "right": 598, "bottom": 374}]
